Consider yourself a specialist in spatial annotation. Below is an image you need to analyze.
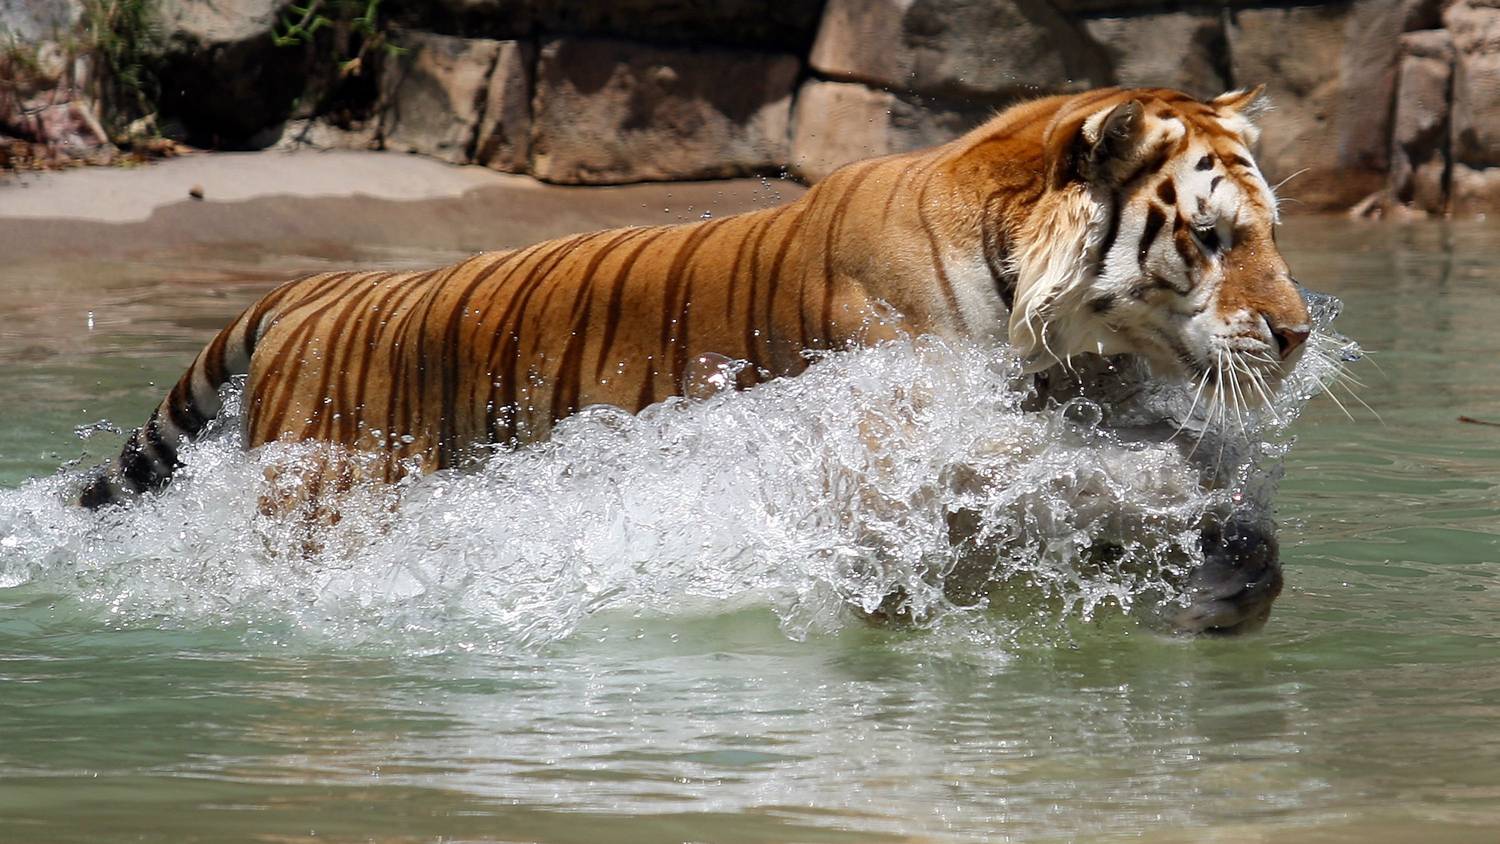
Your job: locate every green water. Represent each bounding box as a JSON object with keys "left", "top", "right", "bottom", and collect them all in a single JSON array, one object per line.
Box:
[{"left": 2, "top": 219, "right": 1499, "bottom": 842}]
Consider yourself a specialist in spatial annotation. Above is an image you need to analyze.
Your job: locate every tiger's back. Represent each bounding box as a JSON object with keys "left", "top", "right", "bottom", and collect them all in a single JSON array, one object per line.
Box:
[
  {"left": 80, "top": 85, "right": 1313, "bottom": 513},
  {"left": 247, "top": 211, "right": 849, "bottom": 476}
]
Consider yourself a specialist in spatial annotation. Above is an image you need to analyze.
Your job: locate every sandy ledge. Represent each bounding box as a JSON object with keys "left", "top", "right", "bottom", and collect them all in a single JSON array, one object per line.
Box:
[{"left": 0, "top": 150, "right": 805, "bottom": 262}]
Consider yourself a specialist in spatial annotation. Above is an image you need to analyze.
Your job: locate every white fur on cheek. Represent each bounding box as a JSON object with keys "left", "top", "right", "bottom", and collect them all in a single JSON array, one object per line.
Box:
[{"left": 1007, "top": 185, "right": 1108, "bottom": 371}]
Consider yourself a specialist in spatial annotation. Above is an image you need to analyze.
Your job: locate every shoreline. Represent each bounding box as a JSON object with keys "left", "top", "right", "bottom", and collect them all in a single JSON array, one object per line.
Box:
[{"left": 0, "top": 150, "right": 805, "bottom": 263}]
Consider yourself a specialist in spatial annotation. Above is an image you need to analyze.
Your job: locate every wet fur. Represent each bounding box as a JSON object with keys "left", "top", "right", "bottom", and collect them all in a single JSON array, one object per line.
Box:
[{"left": 80, "top": 86, "right": 1310, "bottom": 516}]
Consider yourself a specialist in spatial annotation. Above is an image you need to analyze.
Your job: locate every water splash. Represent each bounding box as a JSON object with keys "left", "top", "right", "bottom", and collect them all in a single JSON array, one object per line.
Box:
[{"left": 0, "top": 296, "right": 1358, "bottom": 653}]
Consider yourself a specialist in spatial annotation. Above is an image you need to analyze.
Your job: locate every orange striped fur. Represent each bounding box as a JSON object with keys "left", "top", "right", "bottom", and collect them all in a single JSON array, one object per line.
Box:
[{"left": 80, "top": 86, "right": 1310, "bottom": 509}]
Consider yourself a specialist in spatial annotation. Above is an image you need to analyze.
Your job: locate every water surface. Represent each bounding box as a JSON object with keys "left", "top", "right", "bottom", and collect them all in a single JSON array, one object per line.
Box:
[{"left": 1, "top": 218, "right": 1498, "bottom": 842}]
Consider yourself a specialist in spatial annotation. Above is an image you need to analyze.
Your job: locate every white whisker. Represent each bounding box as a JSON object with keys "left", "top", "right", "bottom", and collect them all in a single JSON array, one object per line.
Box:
[
  {"left": 1321, "top": 381, "right": 1357, "bottom": 422},
  {"left": 1273, "top": 167, "right": 1311, "bottom": 193},
  {"left": 1330, "top": 366, "right": 1369, "bottom": 389},
  {"left": 1223, "top": 351, "right": 1248, "bottom": 436},
  {"left": 1186, "top": 373, "right": 1221, "bottom": 461},
  {"left": 1171, "top": 367, "right": 1213, "bottom": 441},
  {"left": 1245, "top": 364, "right": 1281, "bottom": 424},
  {"left": 1357, "top": 350, "right": 1388, "bottom": 378},
  {"left": 1334, "top": 378, "right": 1383, "bottom": 425}
]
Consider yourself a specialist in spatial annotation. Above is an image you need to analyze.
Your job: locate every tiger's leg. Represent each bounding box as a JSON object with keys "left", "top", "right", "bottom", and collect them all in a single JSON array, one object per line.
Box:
[
  {"left": 242, "top": 280, "right": 442, "bottom": 553},
  {"left": 253, "top": 441, "right": 414, "bottom": 557}
]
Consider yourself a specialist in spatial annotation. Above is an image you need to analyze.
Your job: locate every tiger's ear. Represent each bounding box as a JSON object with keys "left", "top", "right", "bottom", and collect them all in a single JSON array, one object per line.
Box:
[
  {"left": 1045, "top": 95, "right": 1149, "bottom": 188},
  {"left": 1060, "top": 99, "right": 1148, "bottom": 187},
  {"left": 1212, "top": 84, "right": 1267, "bottom": 116},
  {"left": 1211, "top": 85, "right": 1267, "bottom": 144}
]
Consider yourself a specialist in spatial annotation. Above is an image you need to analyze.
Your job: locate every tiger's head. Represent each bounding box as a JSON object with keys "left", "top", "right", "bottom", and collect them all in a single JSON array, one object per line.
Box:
[{"left": 1004, "top": 87, "right": 1310, "bottom": 406}]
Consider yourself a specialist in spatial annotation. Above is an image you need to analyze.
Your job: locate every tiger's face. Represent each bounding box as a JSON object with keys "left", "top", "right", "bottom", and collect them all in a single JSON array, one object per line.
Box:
[{"left": 1009, "top": 88, "right": 1311, "bottom": 409}]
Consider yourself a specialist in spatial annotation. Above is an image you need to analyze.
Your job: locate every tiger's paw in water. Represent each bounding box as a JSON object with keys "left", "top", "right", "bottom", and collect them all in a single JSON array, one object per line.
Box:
[{"left": 1172, "top": 517, "right": 1284, "bottom": 635}]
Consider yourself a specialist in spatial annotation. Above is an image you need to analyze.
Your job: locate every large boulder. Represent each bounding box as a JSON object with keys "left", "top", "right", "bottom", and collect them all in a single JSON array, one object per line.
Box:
[
  {"left": 1445, "top": 0, "right": 1500, "bottom": 212},
  {"left": 1335, "top": 0, "right": 1445, "bottom": 175},
  {"left": 529, "top": 38, "right": 798, "bottom": 184},
  {"left": 383, "top": 0, "right": 534, "bottom": 40},
  {"left": 1229, "top": 3, "right": 1375, "bottom": 210},
  {"left": 0, "top": 0, "right": 81, "bottom": 41},
  {"left": 379, "top": 32, "right": 531, "bottom": 171},
  {"left": 1390, "top": 29, "right": 1454, "bottom": 213},
  {"left": 473, "top": 40, "right": 533, "bottom": 172},
  {"left": 1227, "top": 0, "right": 1445, "bottom": 210},
  {"left": 535, "top": 0, "right": 824, "bottom": 51},
  {"left": 155, "top": 0, "right": 310, "bottom": 147},
  {"left": 382, "top": 0, "right": 823, "bottom": 50},
  {"left": 1081, "top": 11, "right": 1229, "bottom": 99},
  {"left": 1446, "top": 1, "right": 1500, "bottom": 166},
  {"left": 809, "top": 0, "right": 1110, "bottom": 100},
  {"left": 0, "top": 1, "right": 105, "bottom": 156},
  {"left": 789, "top": 80, "right": 992, "bottom": 183}
]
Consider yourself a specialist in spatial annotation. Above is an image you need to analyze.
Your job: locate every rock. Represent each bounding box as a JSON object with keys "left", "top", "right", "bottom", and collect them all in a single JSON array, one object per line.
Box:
[
  {"left": 155, "top": 0, "right": 311, "bottom": 146},
  {"left": 1335, "top": 0, "right": 1443, "bottom": 175},
  {"left": 382, "top": 1, "right": 823, "bottom": 50},
  {"left": 0, "top": 6, "right": 106, "bottom": 156},
  {"left": 1390, "top": 29, "right": 1454, "bottom": 213},
  {"left": 535, "top": 0, "right": 825, "bottom": 51},
  {"left": 1445, "top": 1, "right": 1500, "bottom": 170},
  {"left": 264, "top": 117, "right": 379, "bottom": 152},
  {"left": 809, "top": 0, "right": 1110, "bottom": 99},
  {"left": 158, "top": 0, "right": 283, "bottom": 42},
  {"left": 0, "top": 0, "right": 82, "bottom": 42},
  {"left": 474, "top": 40, "right": 532, "bottom": 172},
  {"left": 1081, "top": 11, "right": 1228, "bottom": 99},
  {"left": 1450, "top": 162, "right": 1500, "bottom": 215},
  {"left": 384, "top": 0, "right": 534, "bottom": 40},
  {"left": 1229, "top": 3, "right": 1384, "bottom": 211},
  {"left": 379, "top": 32, "right": 531, "bottom": 170},
  {"left": 529, "top": 38, "right": 798, "bottom": 184},
  {"left": 789, "top": 80, "right": 992, "bottom": 183},
  {"left": 1052, "top": 0, "right": 1223, "bottom": 11}
]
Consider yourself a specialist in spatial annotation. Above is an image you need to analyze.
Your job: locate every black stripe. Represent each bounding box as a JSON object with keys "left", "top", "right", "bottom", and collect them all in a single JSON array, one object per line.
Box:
[
  {"left": 78, "top": 474, "right": 117, "bottom": 509},
  {"left": 981, "top": 193, "right": 1016, "bottom": 306},
  {"left": 1174, "top": 216, "right": 1202, "bottom": 273},
  {"left": 1156, "top": 180, "right": 1176, "bottom": 206},
  {"left": 170, "top": 373, "right": 210, "bottom": 433},
  {"left": 1151, "top": 272, "right": 1192, "bottom": 295},
  {"left": 119, "top": 433, "right": 155, "bottom": 491},
  {"left": 142, "top": 416, "right": 179, "bottom": 470},
  {"left": 1097, "top": 193, "right": 1122, "bottom": 274},
  {"left": 1139, "top": 206, "right": 1167, "bottom": 269}
]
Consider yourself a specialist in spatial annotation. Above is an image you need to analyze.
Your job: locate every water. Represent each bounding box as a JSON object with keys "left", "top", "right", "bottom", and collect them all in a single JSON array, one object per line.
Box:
[{"left": 1, "top": 218, "right": 1498, "bottom": 841}]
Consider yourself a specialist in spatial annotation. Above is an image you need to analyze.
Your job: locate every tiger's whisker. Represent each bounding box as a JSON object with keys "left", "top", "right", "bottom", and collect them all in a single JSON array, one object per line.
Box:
[
  {"left": 1171, "top": 366, "right": 1213, "bottom": 441},
  {"left": 1334, "top": 378, "right": 1383, "bottom": 425},
  {"left": 1223, "top": 351, "right": 1248, "bottom": 436},
  {"left": 1273, "top": 167, "right": 1311, "bottom": 193},
  {"left": 1320, "top": 381, "right": 1357, "bottom": 422}
]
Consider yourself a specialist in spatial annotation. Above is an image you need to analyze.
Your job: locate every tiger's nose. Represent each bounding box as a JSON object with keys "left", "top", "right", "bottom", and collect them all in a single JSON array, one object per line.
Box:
[{"left": 1270, "top": 324, "right": 1310, "bottom": 360}]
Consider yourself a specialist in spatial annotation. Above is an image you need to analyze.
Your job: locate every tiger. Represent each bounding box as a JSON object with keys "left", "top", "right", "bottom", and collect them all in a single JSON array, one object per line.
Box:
[{"left": 77, "top": 85, "right": 1311, "bottom": 630}]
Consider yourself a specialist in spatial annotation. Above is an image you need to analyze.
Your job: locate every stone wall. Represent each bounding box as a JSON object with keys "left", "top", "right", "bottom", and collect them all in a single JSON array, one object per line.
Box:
[{"left": 4, "top": 0, "right": 1500, "bottom": 214}]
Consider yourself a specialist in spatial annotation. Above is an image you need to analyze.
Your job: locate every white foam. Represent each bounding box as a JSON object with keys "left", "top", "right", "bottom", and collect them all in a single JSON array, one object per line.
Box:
[{"left": 0, "top": 294, "right": 1357, "bottom": 652}]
